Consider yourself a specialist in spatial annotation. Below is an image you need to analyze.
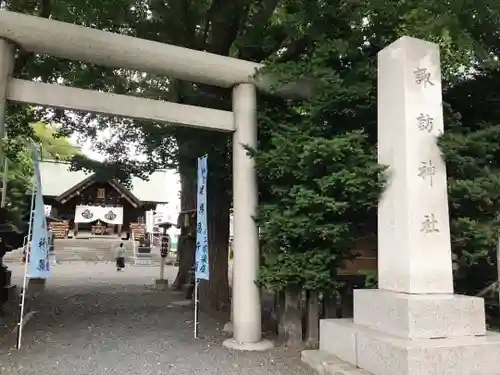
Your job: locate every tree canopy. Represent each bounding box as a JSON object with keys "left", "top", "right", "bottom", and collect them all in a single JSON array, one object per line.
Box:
[
  {"left": 3, "top": 0, "right": 500, "bottom": 315},
  {"left": 33, "top": 121, "right": 80, "bottom": 161},
  {"left": 251, "top": 0, "right": 500, "bottom": 299},
  {"left": 0, "top": 121, "right": 79, "bottom": 227}
]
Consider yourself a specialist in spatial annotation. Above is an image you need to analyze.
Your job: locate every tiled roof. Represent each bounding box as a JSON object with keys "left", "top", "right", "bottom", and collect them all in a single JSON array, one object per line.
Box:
[{"left": 39, "top": 160, "right": 170, "bottom": 203}]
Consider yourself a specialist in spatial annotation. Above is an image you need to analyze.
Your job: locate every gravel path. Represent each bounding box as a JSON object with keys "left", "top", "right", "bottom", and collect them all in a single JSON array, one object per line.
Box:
[{"left": 0, "top": 264, "right": 313, "bottom": 375}]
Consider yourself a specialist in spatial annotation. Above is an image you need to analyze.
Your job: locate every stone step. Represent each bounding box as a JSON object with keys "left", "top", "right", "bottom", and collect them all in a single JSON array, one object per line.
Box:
[
  {"left": 54, "top": 247, "right": 161, "bottom": 255},
  {"left": 3, "top": 243, "right": 165, "bottom": 263},
  {"left": 54, "top": 249, "right": 133, "bottom": 254},
  {"left": 301, "top": 350, "right": 368, "bottom": 375},
  {"left": 54, "top": 241, "right": 135, "bottom": 251},
  {"left": 317, "top": 318, "right": 500, "bottom": 375},
  {"left": 52, "top": 252, "right": 163, "bottom": 261}
]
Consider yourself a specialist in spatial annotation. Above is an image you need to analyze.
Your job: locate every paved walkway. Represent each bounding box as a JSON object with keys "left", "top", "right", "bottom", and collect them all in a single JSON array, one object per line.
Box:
[{"left": 0, "top": 263, "right": 312, "bottom": 375}]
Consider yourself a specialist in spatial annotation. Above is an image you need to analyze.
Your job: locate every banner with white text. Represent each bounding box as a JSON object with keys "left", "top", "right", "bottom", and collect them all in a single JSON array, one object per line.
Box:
[
  {"left": 195, "top": 155, "right": 209, "bottom": 280},
  {"left": 28, "top": 151, "right": 50, "bottom": 279}
]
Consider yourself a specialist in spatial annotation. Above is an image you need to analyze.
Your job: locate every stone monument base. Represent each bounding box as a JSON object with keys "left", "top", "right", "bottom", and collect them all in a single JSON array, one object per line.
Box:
[
  {"left": 153, "top": 278, "right": 168, "bottom": 290},
  {"left": 316, "top": 318, "right": 500, "bottom": 375},
  {"left": 353, "top": 289, "right": 486, "bottom": 338}
]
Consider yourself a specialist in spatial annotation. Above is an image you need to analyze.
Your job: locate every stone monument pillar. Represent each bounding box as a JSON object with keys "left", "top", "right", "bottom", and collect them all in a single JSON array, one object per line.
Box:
[{"left": 313, "top": 36, "right": 500, "bottom": 375}]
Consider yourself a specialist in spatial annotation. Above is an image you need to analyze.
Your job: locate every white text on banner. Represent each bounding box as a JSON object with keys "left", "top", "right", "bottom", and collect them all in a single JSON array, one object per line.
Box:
[
  {"left": 195, "top": 155, "right": 209, "bottom": 280},
  {"left": 28, "top": 150, "right": 50, "bottom": 278}
]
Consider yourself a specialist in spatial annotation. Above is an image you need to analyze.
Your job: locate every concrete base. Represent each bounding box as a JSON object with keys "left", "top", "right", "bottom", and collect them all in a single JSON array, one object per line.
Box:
[
  {"left": 28, "top": 277, "right": 46, "bottom": 293},
  {"left": 353, "top": 289, "right": 486, "bottom": 338},
  {"left": 319, "top": 319, "right": 500, "bottom": 375},
  {"left": 222, "top": 338, "right": 274, "bottom": 351},
  {"left": 153, "top": 278, "right": 168, "bottom": 290}
]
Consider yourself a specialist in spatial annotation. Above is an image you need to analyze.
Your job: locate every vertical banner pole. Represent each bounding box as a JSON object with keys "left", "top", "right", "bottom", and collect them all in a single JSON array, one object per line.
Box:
[
  {"left": 17, "top": 175, "right": 36, "bottom": 349},
  {"left": 17, "top": 241, "right": 31, "bottom": 349},
  {"left": 25, "top": 183, "right": 36, "bottom": 259},
  {"left": 194, "top": 279, "right": 199, "bottom": 338}
]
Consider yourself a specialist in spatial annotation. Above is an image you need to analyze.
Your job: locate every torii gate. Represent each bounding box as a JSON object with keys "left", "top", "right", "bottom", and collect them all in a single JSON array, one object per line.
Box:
[{"left": 0, "top": 10, "right": 303, "bottom": 351}]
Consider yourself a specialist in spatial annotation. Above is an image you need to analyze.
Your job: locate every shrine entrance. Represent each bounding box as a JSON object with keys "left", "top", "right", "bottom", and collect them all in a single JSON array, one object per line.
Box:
[
  {"left": 0, "top": 10, "right": 305, "bottom": 351},
  {"left": 45, "top": 174, "right": 149, "bottom": 239},
  {"left": 73, "top": 205, "right": 123, "bottom": 237}
]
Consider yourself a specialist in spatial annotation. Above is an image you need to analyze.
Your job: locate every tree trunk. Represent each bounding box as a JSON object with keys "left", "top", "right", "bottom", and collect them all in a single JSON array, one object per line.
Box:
[
  {"left": 198, "top": 186, "right": 230, "bottom": 313},
  {"left": 305, "top": 291, "right": 319, "bottom": 349},
  {"left": 283, "top": 288, "right": 303, "bottom": 347},
  {"left": 340, "top": 284, "right": 354, "bottom": 318},
  {"left": 171, "top": 156, "right": 197, "bottom": 290},
  {"left": 276, "top": 290, "right": 286, "bottom": 337},
  {"left": 171, "top": 234, "right": 196, "bottom": 290},
  {"left": 323, "top": 292, "right": 340, "bottom": 319}
]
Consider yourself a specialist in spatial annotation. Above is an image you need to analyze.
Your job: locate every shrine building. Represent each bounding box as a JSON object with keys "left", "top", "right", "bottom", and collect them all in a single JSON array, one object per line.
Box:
[{"left": 38, "top": 160, "right": 170, "bottom": 238}]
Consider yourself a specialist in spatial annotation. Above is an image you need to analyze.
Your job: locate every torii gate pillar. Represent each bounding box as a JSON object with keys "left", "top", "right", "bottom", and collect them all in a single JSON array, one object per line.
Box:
[
  {"left": 0, "top": 39, "right": 14, "bottom": 141},
  {"left": 223, "top": 84, "right": 273, "bottom": 351}
]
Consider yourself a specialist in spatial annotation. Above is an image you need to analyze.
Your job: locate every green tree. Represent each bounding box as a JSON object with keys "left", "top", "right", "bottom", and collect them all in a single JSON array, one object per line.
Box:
[
  {"left": 0, "top": 121, "right": 79, "bottom": 226},
  {"left": 439, "top": 71, "right": 500, "bottom": 299},
  {"left": 7, "top": 0, "right": 500, "bottom": 320},
  {"left": 252, "top": 126, "right": 385, "bottom": 328},
  {"left": 249, "top": 0, "right": 500, "bottom": 341},
  {"left": 4, "top": 0, "right": 313, "bottom": 313},
  {"left": 1, "top": 141, "right": 32, "bottom": 228},
  {"left": 33, "top": 121, "right": 80, "bottom": 160}
]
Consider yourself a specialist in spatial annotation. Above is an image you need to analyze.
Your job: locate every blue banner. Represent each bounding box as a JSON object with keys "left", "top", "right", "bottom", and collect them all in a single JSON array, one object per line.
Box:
[
  {"left": 28, "top": 149, "right": 50, "bottom": 279},
  {"left": 195, "top": 155, "right": 209, "bottom": 280}
]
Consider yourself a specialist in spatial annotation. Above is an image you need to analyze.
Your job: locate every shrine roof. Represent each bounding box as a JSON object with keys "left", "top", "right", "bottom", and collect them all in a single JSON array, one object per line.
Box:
[{"left": 39, "top": 160, "right": 170, "bottom": 203}]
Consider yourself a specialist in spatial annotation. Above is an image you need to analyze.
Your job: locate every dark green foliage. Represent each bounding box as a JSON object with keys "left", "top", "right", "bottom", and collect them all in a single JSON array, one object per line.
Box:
[
  {"left": 253, "top": 129, "right": 385, "bottom": 292},
  {"left": 6, "top": 0, "right": 500, "bottom": 309},
  {"left": 440, "top": 73, "right": 500, "bottom": 295},
  {"left": 0, "top": 122, "right": 79, "bottom": 226},
  {"left": 253, "top": 0, "right": 500, "bottom": 298}
]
